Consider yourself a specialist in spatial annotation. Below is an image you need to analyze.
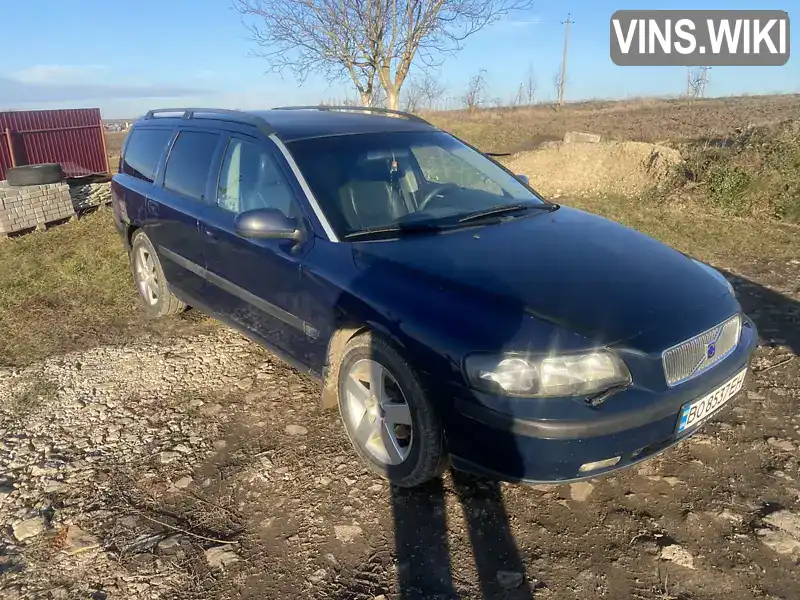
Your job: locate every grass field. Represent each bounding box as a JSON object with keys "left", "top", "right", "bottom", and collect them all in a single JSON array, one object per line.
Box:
[
  {"left": 0, "top": 209, "right": 214, "bottom": 367},
  {"left": 428, "top": 94, "right": 800, "bottom": 153}
]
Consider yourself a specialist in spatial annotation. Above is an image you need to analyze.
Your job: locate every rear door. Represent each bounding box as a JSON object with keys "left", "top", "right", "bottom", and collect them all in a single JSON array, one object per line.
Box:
[
  {"left": 115, "top": 126, "right": 173, "bottom": 241},
  {"left": 147, "top": 129, "right": 224, "bottom": 302},
  {"left": 199, "top": 133, "right": 317, "bottom": 365}
]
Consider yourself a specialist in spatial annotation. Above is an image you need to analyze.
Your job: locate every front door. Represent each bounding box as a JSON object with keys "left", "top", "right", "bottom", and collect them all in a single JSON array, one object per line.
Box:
[{"left": 199, "top": 133, "right": 317, "bottom": 365}]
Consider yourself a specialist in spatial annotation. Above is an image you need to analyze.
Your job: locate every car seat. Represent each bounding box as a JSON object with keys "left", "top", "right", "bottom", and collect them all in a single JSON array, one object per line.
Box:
[{"left": 337, "top": 158, "right": 409, "bottom": 231}]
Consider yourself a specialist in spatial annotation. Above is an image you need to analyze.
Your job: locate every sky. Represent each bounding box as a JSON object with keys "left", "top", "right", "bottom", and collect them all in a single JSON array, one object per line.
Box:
[{"left": 1, "top": 0, "right": 797, "bottom": 118}]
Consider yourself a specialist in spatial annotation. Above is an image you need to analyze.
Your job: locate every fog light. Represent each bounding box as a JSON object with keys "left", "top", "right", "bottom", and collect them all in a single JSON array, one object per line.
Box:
[{"left": 578, "top": 456, "right": 621, "bottom": 473}]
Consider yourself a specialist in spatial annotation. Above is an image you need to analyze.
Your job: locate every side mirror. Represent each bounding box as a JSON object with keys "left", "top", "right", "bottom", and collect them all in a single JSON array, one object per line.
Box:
[
  {"left": 234, "top": 208, "right": 303, "bottom": 241},
  {"left": 516, "top": 174, "right": 530, "bottom": 185}
]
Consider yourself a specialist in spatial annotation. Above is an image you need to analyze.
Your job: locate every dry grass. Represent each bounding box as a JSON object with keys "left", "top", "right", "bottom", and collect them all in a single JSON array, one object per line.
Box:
[
  {"left": 565, "top": 196, "right": 800, "bottom": 268},
  {"left": 0, "top": 209, "right": 212, "bottom": 367},
  {"left": 104, "top": 130, "right": 128, "bottom": 170},
  {"left": 6, "top": 378, "right": 59, "bottom": 416},
  {"left": 428, "top": 94, "right": 800, "bottom": 153},
  {"left": 505, "top": 141, "right": 682, "bottom": 199}
]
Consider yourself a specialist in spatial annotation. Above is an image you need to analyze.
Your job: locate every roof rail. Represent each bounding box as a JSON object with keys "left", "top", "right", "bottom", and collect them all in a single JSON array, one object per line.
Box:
[
  {"left": 142, "top": 108, "right": 274, "bottom": 135},
  {"left": 274, "top": 105, "right": 432, "bottom": 126}
]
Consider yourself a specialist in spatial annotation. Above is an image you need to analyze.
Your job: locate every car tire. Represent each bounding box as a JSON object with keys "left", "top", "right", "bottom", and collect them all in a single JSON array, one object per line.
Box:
[
  {"left": 337, "top": 331, "right": 448, "bottom": 487},
  {"left": 6, "top": 163, "right": 65, "bottom": 186},
  {"left": 130, "top": 231, "right": 186, "bottom": 318}
]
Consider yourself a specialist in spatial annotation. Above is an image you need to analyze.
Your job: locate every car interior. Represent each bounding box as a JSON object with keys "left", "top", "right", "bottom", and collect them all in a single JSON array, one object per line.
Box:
[{"left": 337, "top": 155, "right": 414, "bottom": 231}]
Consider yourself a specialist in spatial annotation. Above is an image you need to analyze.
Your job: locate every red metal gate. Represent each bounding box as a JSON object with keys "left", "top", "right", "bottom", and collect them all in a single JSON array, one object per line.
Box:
[{"left": 0, "top": 108, "right": 110, "bottom": 181}]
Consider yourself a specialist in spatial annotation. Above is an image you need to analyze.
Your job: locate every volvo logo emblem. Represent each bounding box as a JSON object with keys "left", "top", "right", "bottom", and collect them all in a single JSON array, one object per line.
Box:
[{"left": 707, "top": 343, "right": 716, "bottom": 358}]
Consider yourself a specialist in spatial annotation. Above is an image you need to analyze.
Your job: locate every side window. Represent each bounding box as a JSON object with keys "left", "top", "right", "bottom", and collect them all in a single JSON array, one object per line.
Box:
[
  {"left": 122, "top": 128, "right": 173, "bottom": 182},
  {"left": 411, "top": 145, "right": 503, "bottom": 196},
  {"left": 163, "top": 131, "right": 220, "bottom": 201},
  {"left": 216, "top": 138, "right": 296, "bottom": 216}
]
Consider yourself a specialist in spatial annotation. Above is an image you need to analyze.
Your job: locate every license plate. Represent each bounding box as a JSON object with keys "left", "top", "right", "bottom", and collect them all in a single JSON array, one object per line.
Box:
[{"left": 677, "top": 368, "right": 747, "bottom": 435}]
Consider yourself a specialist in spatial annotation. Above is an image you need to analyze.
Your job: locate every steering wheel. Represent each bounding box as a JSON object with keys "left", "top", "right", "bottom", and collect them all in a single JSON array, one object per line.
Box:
[{"left": 419, "top": 183, "right": 460, "bottom": 210}]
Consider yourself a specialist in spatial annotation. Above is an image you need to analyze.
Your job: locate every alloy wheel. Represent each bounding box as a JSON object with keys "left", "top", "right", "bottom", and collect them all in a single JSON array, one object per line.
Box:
[
  {"left": 344, "top": 359, "right": 413, "bottom": 465},
  {"left": 135, "top": 246, "right": 159, "bottom": 306}
]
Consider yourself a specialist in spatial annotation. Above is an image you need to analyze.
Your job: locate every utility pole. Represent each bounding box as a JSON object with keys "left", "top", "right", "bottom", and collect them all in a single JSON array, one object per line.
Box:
[
  {"left": 700, "top": 66, "right": 711, "bottom": 97},
  {"left": 557, "top": 13, "right": 573, "bottom": 107}
]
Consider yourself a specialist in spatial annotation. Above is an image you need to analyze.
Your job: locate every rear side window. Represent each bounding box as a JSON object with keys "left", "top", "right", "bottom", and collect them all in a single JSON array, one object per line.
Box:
[
  {"left": 163, "top": 131, "right": 220, "bottom": 201},
  {"left": 122, "top": 128, "right": 173, "bottom": 182}
]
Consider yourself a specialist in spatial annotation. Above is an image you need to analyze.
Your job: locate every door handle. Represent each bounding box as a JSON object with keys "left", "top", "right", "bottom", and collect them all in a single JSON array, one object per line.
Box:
[{"left": 201, "top": 225, "right": 219, "bottom": 243}]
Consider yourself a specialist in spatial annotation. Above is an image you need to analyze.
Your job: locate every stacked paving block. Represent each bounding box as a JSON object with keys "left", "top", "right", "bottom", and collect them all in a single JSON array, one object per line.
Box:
[{"left": 0, "top": 180, "right": 76, "bottom": 236}]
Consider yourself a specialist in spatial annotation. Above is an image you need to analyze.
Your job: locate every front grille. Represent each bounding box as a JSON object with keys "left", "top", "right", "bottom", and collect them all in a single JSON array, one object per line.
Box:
[{"left": 662, "top": 314, "right": 741, "bottom": 387}]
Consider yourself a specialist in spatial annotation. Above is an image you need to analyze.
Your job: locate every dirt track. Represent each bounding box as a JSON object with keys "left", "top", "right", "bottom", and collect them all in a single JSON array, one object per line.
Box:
[{"left": 1, "top": 259, "right": 798, "bottom": 600}]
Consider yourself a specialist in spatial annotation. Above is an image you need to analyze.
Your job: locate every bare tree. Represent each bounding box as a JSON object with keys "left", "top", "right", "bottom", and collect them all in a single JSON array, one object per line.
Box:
[
  {"left": 403, "top": 72, "right": 445, "bottom": 112},
  {"left": 463, "top": 69, "right": 487, "bottom": 110},
  {"left": 233, "top": 0, "right": 532, "bottom": 109},
  {"left": 403, "top": 81, "right": 424, "bottom": 112}
]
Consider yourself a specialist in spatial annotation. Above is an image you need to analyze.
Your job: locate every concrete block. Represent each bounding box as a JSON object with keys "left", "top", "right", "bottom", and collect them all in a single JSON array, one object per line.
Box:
[{"left": 564, "top": 131, "right": 601, "bottom": 144}]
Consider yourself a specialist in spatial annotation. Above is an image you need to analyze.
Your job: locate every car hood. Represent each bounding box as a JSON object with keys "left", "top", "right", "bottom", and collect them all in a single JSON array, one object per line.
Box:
[{"left": 351, "top": 206, "right": 733, "bottom": 345}]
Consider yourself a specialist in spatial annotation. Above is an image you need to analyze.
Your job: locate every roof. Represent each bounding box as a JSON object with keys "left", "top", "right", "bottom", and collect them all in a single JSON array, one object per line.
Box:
[
  {"left": 256, "top": 109, "right": 435, "bottom": 141},
  {"left": 136, "top": 107, "right": 437, "bottom": 142}
]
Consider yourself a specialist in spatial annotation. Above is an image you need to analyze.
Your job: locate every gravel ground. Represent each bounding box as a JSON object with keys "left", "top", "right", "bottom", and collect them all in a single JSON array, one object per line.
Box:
[{"left": 1, "top": 263, "right": 798, "bottom": 600}]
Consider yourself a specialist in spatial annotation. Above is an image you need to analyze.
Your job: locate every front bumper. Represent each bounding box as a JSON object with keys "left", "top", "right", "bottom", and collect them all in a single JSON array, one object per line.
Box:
[{"left": 445, "top": 315, "right": 758, "bottom": 483}]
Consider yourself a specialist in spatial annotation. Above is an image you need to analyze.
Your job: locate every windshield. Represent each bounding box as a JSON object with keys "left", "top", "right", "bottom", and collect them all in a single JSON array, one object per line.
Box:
[{"left": 287, "top": 131, "right": 545, "bottom": 238}]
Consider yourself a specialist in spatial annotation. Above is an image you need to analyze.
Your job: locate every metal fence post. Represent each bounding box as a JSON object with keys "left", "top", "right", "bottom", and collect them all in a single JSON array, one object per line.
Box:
[{"left": 5, "top": 128, "right": 17, "bottom": 167}]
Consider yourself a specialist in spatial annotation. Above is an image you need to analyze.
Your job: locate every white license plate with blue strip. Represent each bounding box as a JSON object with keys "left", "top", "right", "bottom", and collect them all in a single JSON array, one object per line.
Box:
[{"left": 677, "top": 368, "right": 747, "bottom": 434}]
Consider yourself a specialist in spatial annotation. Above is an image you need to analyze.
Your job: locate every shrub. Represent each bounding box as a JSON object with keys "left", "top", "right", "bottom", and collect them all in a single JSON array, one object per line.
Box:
[
  {"left": 658, "top": 120, "right": 800, "bottom": 223},
  {"left": 706, "top": 165, "right": 751, "bottom": 212}
]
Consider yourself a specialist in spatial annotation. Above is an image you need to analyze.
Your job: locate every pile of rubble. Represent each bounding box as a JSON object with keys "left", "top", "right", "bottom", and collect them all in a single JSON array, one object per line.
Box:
[{"left": 69, "top": 182, "right": 112, "bottom": 212}]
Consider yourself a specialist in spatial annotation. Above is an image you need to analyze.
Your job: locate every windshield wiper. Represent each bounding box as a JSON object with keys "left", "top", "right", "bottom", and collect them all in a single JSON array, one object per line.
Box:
[
  {"left": 343, "top": 221, "right": 447, "bottom": 241},
  {"left": 457, "top": 202, "right": 559, "bottom": 223},
  {"left": 344, "top": 203, "right": 559, "bottom": 239}
]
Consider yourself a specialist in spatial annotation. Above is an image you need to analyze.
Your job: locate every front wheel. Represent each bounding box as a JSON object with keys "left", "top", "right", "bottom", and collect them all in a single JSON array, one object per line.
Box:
[
  {"left": 130, "top": 231, "right": 186, "bottom": 319},
  {"left": 337, "top": 332, "right": 447, "bottom": 487}
]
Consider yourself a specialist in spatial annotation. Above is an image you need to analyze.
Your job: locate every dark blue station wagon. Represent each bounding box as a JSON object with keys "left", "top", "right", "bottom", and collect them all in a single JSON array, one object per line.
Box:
[{"left": 111, "top": 107, "right": 757, "bottom": 487}]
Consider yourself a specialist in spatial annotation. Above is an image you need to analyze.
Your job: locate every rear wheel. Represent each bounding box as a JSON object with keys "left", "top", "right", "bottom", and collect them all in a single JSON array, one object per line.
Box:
[
  {"left": 337, "top": 332, "right": 447, "bottom": 487},
  {"left": 130, "top": 231, "right": 185, "bottom": 318}
]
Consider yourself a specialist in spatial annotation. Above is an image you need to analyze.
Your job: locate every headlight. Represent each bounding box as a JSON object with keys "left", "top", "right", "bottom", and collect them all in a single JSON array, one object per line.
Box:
[
  {"left": 465, "top": 350, "right": 631, "bottom": 398},
  {"left": 692, "top": 259, "right": 734, "bottom": 295}
]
